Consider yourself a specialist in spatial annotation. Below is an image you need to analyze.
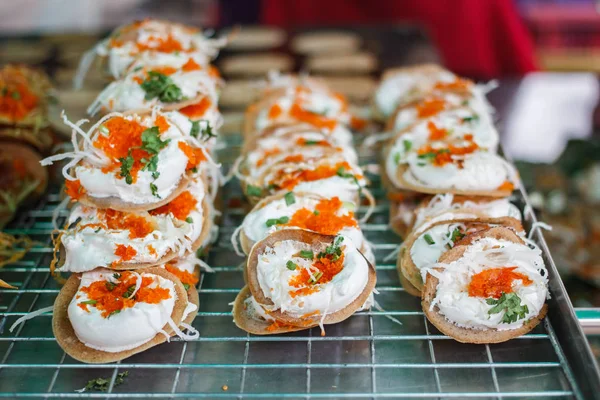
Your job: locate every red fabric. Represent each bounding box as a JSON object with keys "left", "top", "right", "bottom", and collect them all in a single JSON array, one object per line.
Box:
[{"left": 261, "top": 0, "right": 538, "bottom": 78}]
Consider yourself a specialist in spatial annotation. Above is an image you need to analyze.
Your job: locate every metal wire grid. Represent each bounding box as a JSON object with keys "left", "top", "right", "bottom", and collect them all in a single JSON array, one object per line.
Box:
[{"left": 0, "top": 133, "right": 585, "bottom": 399}]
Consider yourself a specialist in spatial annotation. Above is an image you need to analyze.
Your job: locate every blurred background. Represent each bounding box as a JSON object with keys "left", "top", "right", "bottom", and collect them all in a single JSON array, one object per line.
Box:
[{"left": 1, "top": 0, "right": 600, "bottom": 355}]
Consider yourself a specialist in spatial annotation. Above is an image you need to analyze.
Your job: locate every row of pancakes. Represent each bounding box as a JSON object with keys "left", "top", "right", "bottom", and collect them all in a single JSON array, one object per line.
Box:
[
  {"left": 0, "top": 65, "right": 55, "bottom": 229},
  {"left": 374, "top": 65, "right": 549, "bottom": 343},
  {"left": 41, "top": 20, "right": 227, "bottom": 363},
  {"left": 230, "top": 74, "right": 377, "bottom": 335}
]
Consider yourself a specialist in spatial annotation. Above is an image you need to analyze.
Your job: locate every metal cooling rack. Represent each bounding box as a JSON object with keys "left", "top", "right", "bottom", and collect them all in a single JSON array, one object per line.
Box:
[{"left": 0, "top": 132, "right": 599, "bottom": 399}]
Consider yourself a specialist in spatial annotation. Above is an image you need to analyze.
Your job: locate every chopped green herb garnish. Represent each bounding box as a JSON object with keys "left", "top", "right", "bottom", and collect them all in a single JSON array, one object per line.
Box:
[
  {"left": 141, "top": 127, "right": 170, "bottom": 154},
  {"left": 196, "top": 247, "right": 205, "bottom": 258},
  {"left": 286, "top": 260, "right": 297, "bottom": 270},
  {"left": 447, "top": 228, "right": 465, "bottom": 245},
  {"left": 118, "top": 150, "right": 135, "bottom": 184},
  {"left": 113, "top": 273, "right": 121, "bottom": 279},
  {"left": 122, "top": 285, "right": 135, "bottom": 299},
  {"left": 303, "top": 140, "right": 320, "bottom": 145},
  {"left": 190, "top": 120, "right": 200, "bottom": 138},
  {"left": 423, "top": 233, "right": 435, "bottom": 245},
  {"left": 461, "top": 99, "right": 470, "bottom": 106},
  {"left": 140, "top": 71, "right": 182, "bottom": 103},
  {"left": 105, "top": 281, "right": 116, "bottom": 291},
  {"left": 185, "top": 217, "right": 193, "bottom": 223},
  {"left": 191, "top": 167, "right": 198, "bottom": 173},
  {"left": 462, "top": 115, "right": 479, "bottom": 123},
  {"left": 486, "top": 293, "right": 529, "bottom": 324},
  {"left": 393, "top": 152, "right": 401, "bottom": 165},
  {"left": 199, "top": 121, "right": 216, "bottom": 141},
  {"left": 246, "top": 185, "right": 263, "bottom": 197},
  {"left": 99, "top": 125, "right": 109, "bottom": 135},
  {"left": 267, "top": 183, "right": 280, "bottom": 191},
  {"left": 403, "top": 140, "right": 412, "bottom": 152},
  {"left": 80, "top": 300, "right": 97, "bottom": 305},
  {"left": 317, "top": 236, "right": 344, "bottom": 261},
  {"left": 141, "top": 155, "right": 160, "bottom": 179},
  {"left": 335, "top": 166, "right": 362, "bottom": 193},
  {"left": 11, "top": 91, "right": 20, "bottom": 100},
  {"left": 150, "top": 183, "right": 160, "bottom": 198},
  {"left": 336, "top": 166, "right": 354, "bottom": 179},
  {"left": 108, "top": 309, "right": 121, "bottom": 318},
  {"left": 299, "top": 250, "right": 314, "bottom": 259},
  {"left": 183, "top": 283, "right": 190, "bottom": 290},
  {"left": 265, "top": 216, "right": 290, "bottom": 227},
  {"left": 79, "top": 371, "right": 128, "bottom": 393},
  {"left": 284, "top": 192, "right": 296, "bottom": 206},
  {"left": 313, "top": 210, "right": 320, "bottom": 216},
  {"left": 309, "top": 271, "right": 323, "bottom": 284}
]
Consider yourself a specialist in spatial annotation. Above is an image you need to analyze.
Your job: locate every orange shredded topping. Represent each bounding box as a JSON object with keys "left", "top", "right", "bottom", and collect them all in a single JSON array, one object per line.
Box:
[
  {"left": 136, "top": 34, "right": 185, "bottom": 53},
  {"left": 178, "top": 141, "right": 206, "bottom": 169},
  {"left": 333, "top": 92, "right": 349, "bottom": 111},
  {"left": 208, "top": 65, "right": 220, "bottom": 78},
  {"left": 386, "top": 192, "right": 405, "bottom": 202},
  {"left": 286, "top": 197, "right": 357, "bottom": 236},
  {"left": 288, "top": 249, "right": 346, "bottom": 297},
  {"left": 179, "top": 97, "right": 211, "bottom": 118},
  {"left": 114, "top": 244, "right": 137, "bottom": 262},
  {"left": 79, "top": 271, "right": 171, "bottom": 318},
  {"left": 0, "top": 71, "right": 39, "bottom": 122},
  {"left": 165, "top": 264, "right": 199, "bottom": 286},
  {"left": 434, "top": 77, "right": 472, "bottom": 91},
  {"left": 65, "top": 179, "right": 86, "bottom": 201},
  {"left": 275, "top": 161, "right": 352, "bottom": 190},
  {"left": 148, "top": 245, "right": 157, "bottom": 256},
  {"left": 94, "top": 117, "right": 151, "bottom": 182},
  {"left": 350, "top": 116, "right": 367, "bottom": 130},
  {"left": 282, "top": 154, "right": 304, "bottom": 163},
  {"left": 181, "top": 58, "right": 202, "bottom": 72},
  {"left": 12, "top": 159, "right": 26, "bottom": 178},
  {"left": 417, "top": 137, "right": 480, "bottom": 167},
  {"left": 150, "top": 66, "right": 177, "bottom": 76},
  {"left": 468, "top": 267, "right": 532, "bottom": 299},
  {"left": 266, "top": 319, "right": 298, "bottom": 332},
  {"left": 289, "top": 103, "right": 337, "bottom": 130},
  {"left": 417, "top": 98, "right": 446, "bottom": 118},
  {"left": 155, "top": 115, "right": 170, "bottom": 133},
  {"left": 102, "top": 209, "right": 155, "bottom": 239},
  {"left": 427, "top": 121, "right": 447, "bottom": 141},
  {"left": 150, "top": 190, "right": 198, "bottom": 220},
  {"left": 133, "top": 76, "right": 144, "bottom": 84},
  {"left": 256, "top": 147, "right": 281, "bottom": 167},
  {"left": 268, "top": 104, "right": 283, "bottom": 119},
  {"left": 497, "top": 181, "right": 515, "bottom": 192}
]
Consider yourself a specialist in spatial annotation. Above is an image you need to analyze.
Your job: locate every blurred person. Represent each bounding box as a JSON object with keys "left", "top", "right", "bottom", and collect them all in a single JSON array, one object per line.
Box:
[{"left": 257, "top": 0, "right": 538, "bottom": 78}]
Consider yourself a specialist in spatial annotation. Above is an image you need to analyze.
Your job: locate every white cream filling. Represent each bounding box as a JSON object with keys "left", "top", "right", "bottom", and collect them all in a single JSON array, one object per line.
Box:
[
  {"left": 412, "top": 194, "right": 521, "bottom": 232},
  {"left": 392, "top": 108, "right": 499, "bottom": 151},
  {"left": 76, "top": 139, "right": 188, "bottom": 205},
  {"left": 245, "top": 145, "right": 358, "bottom": 181},
  {"left": 90, "top": 70, "right": 218, "bottom": 114},
  {"left": 245, "top": 295, "right": 275, "bottom": 322},
  {"left": 241, "top": 195, "right": 364, "bottom": 249},
  {"left": 61, "top": 181, "right": 205, "bottom": 272},
  {"left": 426, "top": 237, "right": 548, "bottom": 331},
  {"left": 256, "top": 236, "right": 369, "bottom": 318},
  {"left": 292, "top": 176, "right": 363, "bottom": 204},
  {"left": 403, "top": 152, "right": 515, "bottom": 192},
  {"left": 254, "top": 89, "right": 348, "bottom": 132},
  {"left": 68, "top": 270, "right": 176, "bottom": 353},
  {"left": 411, "top": 223, "right": 465, "bottom": 275},
  {"left": 98, "top": 21, "right": 211, "bottom": 78},
  {"left": 374, "top": 70, "right": 455, "bottom": 117}
]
